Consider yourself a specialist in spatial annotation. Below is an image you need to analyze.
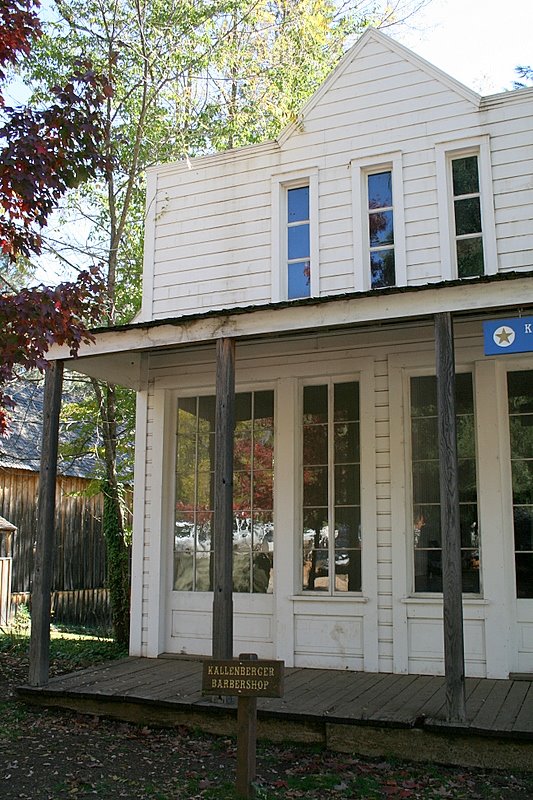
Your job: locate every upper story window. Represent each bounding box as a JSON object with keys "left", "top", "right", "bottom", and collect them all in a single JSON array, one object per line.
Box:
[
  {"left": 352, "top": 151, "right": 406, "bottom": 292},
  {"left": 287, "top": 186, "right": 311, "bottom": 299},
  {"left": 452, "top": 155, "right": 484, "bottom": 278},
  {"left": 436, "top": 137, "right": 497, "bottom": 281},
  {"left": 368, "top": 170, "right": 395, "bottom": 288},
  {"left": 271, "top": 169, "right": 318, "bottom": 303}
]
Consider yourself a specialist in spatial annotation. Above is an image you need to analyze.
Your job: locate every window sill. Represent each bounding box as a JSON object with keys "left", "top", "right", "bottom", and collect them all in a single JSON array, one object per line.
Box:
[
  {"left": 400, "top": 595, "right": 488, "bottom": 605},
  {"left": 290, "top": 594, "right": 369, "bottom": 603}
]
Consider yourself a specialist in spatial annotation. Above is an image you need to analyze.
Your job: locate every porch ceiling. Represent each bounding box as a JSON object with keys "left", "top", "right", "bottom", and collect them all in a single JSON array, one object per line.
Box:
[{"left": 54, "top": 271, "right": 533, "bottom": 389}]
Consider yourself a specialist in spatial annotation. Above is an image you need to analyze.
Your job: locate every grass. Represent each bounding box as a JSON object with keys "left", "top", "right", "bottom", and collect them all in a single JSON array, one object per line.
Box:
[{"left": 0, "top": 604, "right": 127, "bottom": 670}]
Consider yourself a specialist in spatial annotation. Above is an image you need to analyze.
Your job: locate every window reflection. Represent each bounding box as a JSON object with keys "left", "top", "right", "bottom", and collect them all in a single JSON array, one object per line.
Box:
[
  {"left": 302, "top": 381, "right": 361, "bottom": 593},
  {"left": 411, "top": 373, "right": 480, "bottom": 593},
  {"left": 508, "top": 370, "right": 533, "bottom": 598},
  {"left": 174, "top": 390, "right": 274, "bottom": 593}
]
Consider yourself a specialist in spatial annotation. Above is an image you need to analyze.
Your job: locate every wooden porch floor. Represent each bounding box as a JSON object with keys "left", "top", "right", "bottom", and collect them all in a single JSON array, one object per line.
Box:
[{"left": 17, "top": 656, "right": 533, "bottom": 769}]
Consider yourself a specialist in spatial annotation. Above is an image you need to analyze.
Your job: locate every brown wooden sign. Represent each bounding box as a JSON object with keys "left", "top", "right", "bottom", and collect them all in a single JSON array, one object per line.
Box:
[{"left": 202, "top": 657, "right": 284, "bottom": 697}]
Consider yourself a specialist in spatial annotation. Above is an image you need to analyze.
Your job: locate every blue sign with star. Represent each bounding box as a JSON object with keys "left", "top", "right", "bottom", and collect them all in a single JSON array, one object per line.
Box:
[{"left": 483, "top": 317, "right": 533, "bottom": 355}]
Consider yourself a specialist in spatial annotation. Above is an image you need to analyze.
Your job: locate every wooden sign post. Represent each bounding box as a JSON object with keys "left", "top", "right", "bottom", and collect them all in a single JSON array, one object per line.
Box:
[{"left": 202, "top": 653, "right": 284, "bottom": 798}]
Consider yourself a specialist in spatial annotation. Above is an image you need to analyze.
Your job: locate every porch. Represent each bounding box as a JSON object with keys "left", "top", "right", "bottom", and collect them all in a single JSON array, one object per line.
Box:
[{"left": 17, "top": 656, "right": 533, "bottom": 771}]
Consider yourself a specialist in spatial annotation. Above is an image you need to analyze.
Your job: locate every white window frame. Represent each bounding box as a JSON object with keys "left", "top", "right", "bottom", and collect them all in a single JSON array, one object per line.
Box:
[
  {"left": 435, "top": 136, "right": 497, "bottom": 281},
  {"left": 405, "top": 366, "right": 482, "bottom": 599},
  {"left": 271, "top": 168, "right": 319, "bottom": 302},
  {"left": 351, "top": 151, "right": 406, "bottom": 292},
  {"left": 299, "top": 375, "right": 363, "bottom": 597}
]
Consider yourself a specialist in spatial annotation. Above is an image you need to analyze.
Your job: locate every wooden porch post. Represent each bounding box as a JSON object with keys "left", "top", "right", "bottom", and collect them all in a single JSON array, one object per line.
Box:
[
  {"left": 434, "top": 313, "right": 466, "bottom": 722},
  {"left": 213, "top": 338, "right": 235, "bottom": 660},
  {"left": 29, "top": 360, "right": 64, "bottom": 686}
]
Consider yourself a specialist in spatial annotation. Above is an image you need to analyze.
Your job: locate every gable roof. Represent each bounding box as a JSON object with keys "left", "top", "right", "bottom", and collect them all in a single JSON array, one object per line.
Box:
[{"left": 277, "top": 26, "right": 480, "bottom": 146}]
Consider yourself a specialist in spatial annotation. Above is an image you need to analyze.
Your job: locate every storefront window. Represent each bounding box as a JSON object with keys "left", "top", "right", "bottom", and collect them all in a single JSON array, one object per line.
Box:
[
  {"left": 302, "top": 381, "right": 361, "bottom": 592},
  {"left": 508, "top": 370, "right": 533, "bottom": 598},
  {"left": 174, "top": 390, "right": 274, "bottom": 593},
  {"left": 411, "top": 373, "right": 480, "bottom": 593}
]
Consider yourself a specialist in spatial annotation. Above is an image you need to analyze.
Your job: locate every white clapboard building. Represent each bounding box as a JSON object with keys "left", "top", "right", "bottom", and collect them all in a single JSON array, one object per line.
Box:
[{"left": 53, "top": 28, "right": 533, "bottom": 679}]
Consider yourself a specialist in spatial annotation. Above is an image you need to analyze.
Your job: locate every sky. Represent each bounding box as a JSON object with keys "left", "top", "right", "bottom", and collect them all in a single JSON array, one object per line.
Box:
[
  {"left": 397, "top": 0, "right": 533, "bottom": 95},
  {"left": 11, "top": 0, "right": 533, "bottom": 285}
]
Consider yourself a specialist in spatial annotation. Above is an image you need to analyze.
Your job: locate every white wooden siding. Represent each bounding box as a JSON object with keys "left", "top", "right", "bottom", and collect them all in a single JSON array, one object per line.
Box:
[
  {"left": 141, "top": 27, "right": 532, "bottom": 338},
  {"left": 131, "top": 321, "right": 531, "bottom": 676}
]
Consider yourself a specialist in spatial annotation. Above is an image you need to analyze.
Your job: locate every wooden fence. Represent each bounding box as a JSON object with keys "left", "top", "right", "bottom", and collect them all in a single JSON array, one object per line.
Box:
[{"left": 0, "top": 466, "right": 110, "bottom": 627}]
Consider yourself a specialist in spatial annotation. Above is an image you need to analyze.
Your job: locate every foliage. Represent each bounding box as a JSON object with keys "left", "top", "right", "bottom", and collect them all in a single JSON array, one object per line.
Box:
[
  {"left": 0, "top": 0, "right": 41, "bottom": 95},
  {"left": 513, "top": 65, "right": 533, "bottom": 88},
  {"left": 0, "top": 0, "right": 110, "bottom": 436},
  {"left": 0, "top": 0, "right": 112, "bottom": 262},
  {"left": 102, "top": 480, "right": 131, "bottom": 649},
  {"left": 0, "top": 266, "right": 105, "bottom": 435}
]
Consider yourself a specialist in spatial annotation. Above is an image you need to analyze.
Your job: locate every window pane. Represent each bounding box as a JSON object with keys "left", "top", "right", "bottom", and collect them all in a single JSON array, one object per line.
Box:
[
  {"left": 334, "top": 464, "right": 360, "bottom": 505},
  {"left": 368, "top": 171, "right": 392, "bottom": 208},
  {"left": 414, "top": 506, "right": 442, "bottom": 549},
  {"left": 458, "top": 459, "right": 477, "bottom": 502},
  {"left": 174, "top": 550, "right": 193, "bottom": 591},
  {"left": 452, "top": 156, "right": 479, "bottom": 195},
  {"left": 369, "top": 210, "right": 394, "bottom": 246},
  {"left": 510, "top": 415, "right": 533, "bottom": 458},
  {"left": 233, "top": 471, "right": 251, "bottom": 509},
  {"left": 411, "top": 376, "right": 437, "bottom": 417},
  {"left": 235, "top": 392, "right": 252, "bottom": 423},
  {"left": 335, "top": 551, "right": 361, "bottom": 592},
  {"left": 412, "top": 460, "right": 440, "bottom": 504},
  {"left": 198, "top": 396, "right": 215, "bottom": 428},
  {"left": 508, "top": 372, "right": 533, "bottom": 413},
  {"left": 233, "top": 547, "right": 251, "bottom": 593},
  {"left": 234, "top": 434, "right": 252, "bottom": 470},
  {"left": 253, "top": 550, "right": 273, "bottom": 593},
  {"left": 303, "top": 424, "right": 328, "bottom": 465},
  {"left": 253, "top": 470, "right": 273, "bottom": 509},
  {"left": 196, "top": 551, "right": 212, "bottom": 591},
  {"left": 288, "top": 260, "right": 310, "bottom": 299},
  {"left": 415, "top": 549, "right": 442, "bottom": 592},
  {"left": 455, "top": 373, "right": 474, "bottom": 414},
  {"left": 288, "top": 186, "right": 309, "bottom": 222},
  {"left": 370, "top": 250, "right": 395, "bottom": 288},
  {"left": 334, "top": 422, "right": 360, "bottom": 463},
  {"left": 254, "top": 391, "right": 274, "bottom": 423},
  {"left": 411, "top": 417, "right": 439, "bottom": 459},
  {"left": 335, "top": 506, "right": 361, "bottom": 548},
  {"left": 516, "top": 554, "right": 533, "bottom": 598},
  {"left": 461, "top": 550, "right": 480, "bottom": 593},
  {"left": 454, "top": 197, "right": 482, "bottom": 236},
  {"left": 457, "top": 237, "right": 484, "bottom": 278},
  {"left": 514, "top": 507, "right": 533, "bottom": 551},
  {"left": 288, "top": 223, "right": 310, "bottom": 260},
  {"left": 512, "top": 460, "right": 533, "bottom": 505},
  {"left": 197, "top": 512, "right": 213, "bottom": 550},
  {"left": 304, "top": 385, "right": 328, "bottom": 423},
  {"left": 334, "top": 382, "right": 359, "bottom": 421},
  {"left": 254, "top": 433, "right": 274, "bottom": 469},
  {"left": 303, "top": 466, "right": 328, "bottom": 506},
  {"left": 303, "top": 548, "right": 329, "bottom": 590},
  {"left": 460, "top": 505, "right": 479, "bottom": 547}
]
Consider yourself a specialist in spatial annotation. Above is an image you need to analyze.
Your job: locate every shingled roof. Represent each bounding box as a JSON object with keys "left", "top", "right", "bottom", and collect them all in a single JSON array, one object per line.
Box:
[{"left": 0, "top": 380, "right": 98, "bottom": 478}]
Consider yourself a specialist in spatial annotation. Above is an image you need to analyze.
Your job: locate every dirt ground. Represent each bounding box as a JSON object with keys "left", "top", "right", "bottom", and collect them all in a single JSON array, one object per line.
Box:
[{"left": 2, "top": 649, "right": 533, "bottom": 799}]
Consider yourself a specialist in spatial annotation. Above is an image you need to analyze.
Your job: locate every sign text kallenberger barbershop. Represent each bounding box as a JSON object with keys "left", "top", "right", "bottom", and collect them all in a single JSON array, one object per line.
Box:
[{"left": 202, "top": 659, "right": 284, "bottom": 697}]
